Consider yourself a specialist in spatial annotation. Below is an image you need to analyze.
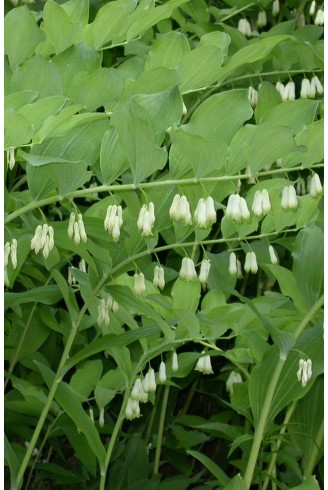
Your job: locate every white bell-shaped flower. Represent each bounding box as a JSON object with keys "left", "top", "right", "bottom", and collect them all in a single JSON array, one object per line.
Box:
[
  {"left": 153, "top": 265, "right": 165, "bottom": 290},
  {"left": 248, "top": 86, "right": 258, "bottom": 108},
  {"left": 226, "top": 371, "right": 243, "bottom": 395},
  {"left": 199, "top": 259, "right": 211, "bottom": 286},
  {"left": 268, "top": 245, "right": 278, "bottom": 264},
  {"left": 272, "top": 0, "right": 280, "bottom": 16},
  {"left": 309, "top": 173, "right": 323, "bottom": 197},
  {"left": 172, "top": 352, "right": 179, "bottom": 372},
  {"left": 159, "top": 361, "right": 167, "bottom": 383},
  {"left": 314, "top": 8, "right": 324, "bottom": 25},
  {"left": 310, "top": 0, "right": 316, "bottom": 16},
  {"left": 10, "top": 239, "right": 18, "bottom": 270},
  {"left": 257, "top": 10, "right": 267, "bottom": 28},
  {"left": 310, "top": 76, "right": 324, "bottom": 96},
  {"left": 133, "top": 272, "right": 146, "bottom": 296},
  {"left": 179, "top": 257, "right": 197, "bottom": 281},
  {"left": 229, "top": 252, "right": 238, "bottom": 276}
]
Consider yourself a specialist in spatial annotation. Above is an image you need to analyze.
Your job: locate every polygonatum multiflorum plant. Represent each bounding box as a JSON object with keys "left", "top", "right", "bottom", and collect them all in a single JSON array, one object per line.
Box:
[{"left": 4, "top": 0, "right": 324, "bottom": 489}]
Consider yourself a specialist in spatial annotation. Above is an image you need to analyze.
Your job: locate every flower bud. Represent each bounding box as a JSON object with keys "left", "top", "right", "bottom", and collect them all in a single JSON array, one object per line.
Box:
[
  {"left": 73, "top": 221, "right": 81, "bottom": 246},
  {"left": 248, "top": 86, "right": 258, "bottom": 108},
  {"left": 194, "top": 198, "right": 207, "bottom": 228},
  {"left": 252, "top": 191, "right": 263, "bottom": 217},
  {"left": 79, "top": 259, "right": 87, "bottom": 273},
  {"left": 199, "top": 259, "right": 211, "bottom": 286},
  {"left": 99, "top": 407, "right": 105, "bottom": 428},
  {"left": 4, "top": 242, "right": 11, "bottom": 268},
  {"left": 77, "top": 215, "right": 87, "bottom": 243},
  {"left": 287, "top": 185, "right": 298, "bottom": 209},
  {"left": 169, "top": 194, "right": 181, "bottom": 220},
  {"left": 310, "top": 0, "right": 316, "bottom": 16},
  {"left": 159, "top": 361, "right": 167, "bottom": 383},
  {"left": 7, "top": 148, "right": 15, "bottom": 170},
  {"left": 172, "top": 352, "right": 179, "bottom": 372},
  {"left": 272, "top": 0, "right": 280, "bottom": 16},
  {"left": 48, "top": 226, "right": 54, "bottom": 251},
  {"left": 68, "top": 213, "right": 75, "bottom": 239},
  {"left": 229, "top": 252, "right": 238, "bottom": 276},
  {"left": 236, "top": 259, "right": 243, "bottom": 279},
  {"left": 268, "top": 245, "right": 278, "bottom": 264},
  {"left": 10, "top": 239, "right": 17, "bottom": 269},
  {"left": 257, "top": 10, "right": 267, "bottom": 28},
  {"left": 309, "top": 173, "right": 323, "bottom": 197}
]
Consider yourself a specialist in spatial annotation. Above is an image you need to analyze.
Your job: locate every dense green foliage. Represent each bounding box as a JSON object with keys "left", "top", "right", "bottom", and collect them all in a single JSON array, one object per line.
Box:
[{"left": 4, "top": 0, "right": 323, "bottom": 489}]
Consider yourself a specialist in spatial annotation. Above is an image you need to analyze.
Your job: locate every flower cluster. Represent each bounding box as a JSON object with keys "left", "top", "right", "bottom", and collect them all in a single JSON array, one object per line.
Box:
[
  {"left": 244, "top": 252, "right": 258, "bottom": 274},
  {"left": 169, "top": 194, "right": 192, "bottom": 225},
  {"left": 237, "top": 18, "right": 252, "bottom": 37},
  {"left": 104, "top": 205, "right": 123, "bottom": 242},
  {"left": 226, "top": 371, "right": 243, "bottom": 395},
  {"left": 248, "top": 86, "right": 258, "bottom": 108},
  {"left": 133, "top": 272, "right": 146, "bottom": 296},
  {"left": 153, "top": 265, "right": 165, "bottom": 290},
  {"left": 276, "top": 81, "right": 295, "bottom": 101},
  {"left": 300, "top": 76, "right": 324, "bottom": 98},
  {"left": 31, "top": 224, "right": 54, "bottom": 259},
  {"left": 281, "top": 185, "right": 298, "bottom": 210},
  {"left": 126, "top": 366, "right": 157, "bottom": 420},
  {"left": 297, "top": 358, "right": 312, "bottom": 387},
  {"left": 137, "top": 202, "right": 155, "bottom": 236},
  {"left": 6, "top": 148, "right": 15, "bottom": 170},
  {"left": 193, "top": 197, "right": 217, "bottom": 228},
  {"left": 67, "top": 213, "right": 87, "bottom": 246},
  {"left": 226, "top": 194, "right": 250, "bottom": 222},
  {"left": 252, "top": 189, "right": 271, "bottom": 217},
  {"left": 195, "top": 353, "right": 214, "bottom": 375},
  {"left": 97, "top": 295, "right": 119, "bottom": 326}
]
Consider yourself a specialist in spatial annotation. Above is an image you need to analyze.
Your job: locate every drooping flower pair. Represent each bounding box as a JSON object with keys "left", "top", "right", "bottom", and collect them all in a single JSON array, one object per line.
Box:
[
  {"left": 31, "top": 224, "right": 54, "bottom": 259},
  {"left": 104, "top": 205, "right": 123, "bottom": 242},
  {"left": 67, "top": 213, "right": 87, "bottom": 245}
]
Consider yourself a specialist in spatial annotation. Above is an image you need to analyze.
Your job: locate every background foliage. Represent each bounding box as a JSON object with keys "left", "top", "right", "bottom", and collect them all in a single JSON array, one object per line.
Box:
[{"left": 4, "top": 0, "right": 323, "bottom": 489}]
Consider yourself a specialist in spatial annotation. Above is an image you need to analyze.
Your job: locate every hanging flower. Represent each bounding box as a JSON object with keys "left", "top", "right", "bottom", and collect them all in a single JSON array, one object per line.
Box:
[
  {"left": 169, "top": 194, "right": 192, "bottom": 225},
  {"left": 237, "top": 18, "right": 252, "bottom": 37},
  {"left": 229, "top": 252, "right": 238, "bottom": 276},
  {"left": 226, "top": 194, "right": 250, "bottom": 222},
  {"left": 309, "top": 173, "right": 323, "bottom": 197},
  {"left": 104, "top": 205, "right": 123, "bottom": 242},
  {"left": 158, "top": 361, "right": 167, "bottom": 383},
  {"left": 248, "top": 86, "right": 259, "bottom": 108},
  {"left": 297, "top": 358, "right": 312, "bottom": 387},
  {"left": 281, "top": 185, "right": 298, "bottom": 210},
  {"left": 137, "top": 202, "right": 155, "bottom": 236},
  {"left": 133, "top": 272, "right": 146, "bottom": 296},
  {"left": 195, "top": 354, "right": 214, "bottom": 375},
  {"left": 310, "top": 0, "right": 316, "bottom": 16},
  {"left": 314, "top": 8, "right": 324, "bottom": 25},
  {"left": 6, "top": 148, "right": 15, "bottom": 170},
  {"left": 199, "top": 259, "right": 211, "bottom": 286},
  {"left": 310, "top": 76, "right": 324, "bottom": 96},
  {"left": 244, "top": 251, "right": 258, "bottom": 274},
  {"left": 272, "top": 0, "right": 280, "bottom": 16},
  {"left": 257, "top": 10, "right": 267, "bottom": 28},
  {"left": 179, "top": 257, "right": 197, "bottom": 281},
  {"left": 172, "top": 352, "right": 179, "bottom": 372},
  {"left": 268, "top": 245, "right": 278, "bottom": 264},
  {"left": 226, "top": 371, "right": 243, "bottom": 395},
  {"left": 153, "top": 265, "right": 165, "bottom": 290}
]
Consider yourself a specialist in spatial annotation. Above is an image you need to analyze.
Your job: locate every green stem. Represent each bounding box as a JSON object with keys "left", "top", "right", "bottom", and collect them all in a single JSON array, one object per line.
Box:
[
  {"left": 261, "top": 401, "right": 298, "bottom": 490},
  {"left": 15, "top": 276, "right": 109, "bottom": 489},
  {"left": 294, "top": 295, "right": 324, "bottom": 340},
  {"left": 99, "top": 388, "right": 131, "bottom": 490},
  {"left": 243, "top": 294, "right": 324, "bottom": 489},
  {"left": 144, "top": 385, "right": 163, "bottom": 445},
  {"left": 5, "top": 164, "right": 323, "bottom": 224},
  {"left": 153, "top": 385, "right": 170, "bottom": 476},
  {"left": 303, "top": 418, "right": 324, "bottom": 478},
  {"left": 220, "top": 2, "right": 255, "bottom": 22},
  {"left": 110, "top": 227, "right": 303, "bottom": 277},
  {"left": 244, "top": 357, "right": 286, "bottom": 490}
]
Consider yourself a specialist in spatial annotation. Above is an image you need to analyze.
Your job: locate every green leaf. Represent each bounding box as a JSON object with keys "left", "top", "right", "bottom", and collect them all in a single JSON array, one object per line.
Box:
[
  {"left": 68, "top": 68, "right": 124, "bottom": 112},
  {"left": 295, "top": 120, "right": 324, "bottom": 167},
  {"left": 70, "top": 360, "right": 103, "bottom": 401},
  {"left": 4, "top": 111, "right": 33, "bottom": 148},
  {"left": 228, "top": 123, "right": 297, "bottom": 174},
  {"left": 254, "top": 81, "right": 282, "bottom": 125},
  {"left": 111, "top": 99, "right": 167, "bottom": 184},
  {"left": 65, "top": 325, "right": 161, "bottom": 371},
  {"left": 292, "top": 225, "right": 323, "bottom": 308},
  {"left": 289, "top": 477, "right": 321, "bottom": 490},
  {"left": 18, "top": 96, "right": 67, "bottom": 135},
  {"left": 100, "top": 127, "right": 129, "bottom": 184},
  {"left": 184, "top": 90, "right": 252, "bottom": 144},
  {"left": 43, "top": 0, "right": 82, "bottom": 55},
  {"left": 263, "top": 99, "right": 319, "bottom": 134},
  {"left": 222, "top": 474, "right": 247, "bottom": 490},
  {"left": 12, "top": 55, "right": 63, "bottom": 99},
  {"left": 265, "top": 265, "right": 307, "bottom": 313},
  {"left": 187, "top": 450, "right": 230, "bottom": 486},
  {"left": 4, "top": 434, "right": 20, "bottom": 490},
  {"left": 19, "top": 150, "right": 81, "bottom": 167},
  {"left": 200, "top": 31, "right": 231, "bottom": 55},
  {"left": 36, "top": 362, "right": 106, "bottom": 468},
  {"left": 62, "top": 0, "right": 89, "bottom": 26},
  {"left": 5, "top": 286, "right": 62, "bottom": 311},
  {"left": 170, "top": 129, "right": 228, "bottom": 178},
  {"left": 217, "top": 35, "right": 293, "bottom": 82},
  {"left": 178, "top": 46, "right": 223, "bottom": 93},
  {"left": 4, "top": 6, "right": 44, "bottom": 69},
  {"left": 145, "top": 31, "right": 190, "bottom": 71},
  {"left": 4, "top": 90, "right": 38, "bottom": 112},
  {"left": 171, "top": 279, "right": 201, "bottom": 313},
  {"left": 51, "top": 269, "right": 79, "bottom": 322}
]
